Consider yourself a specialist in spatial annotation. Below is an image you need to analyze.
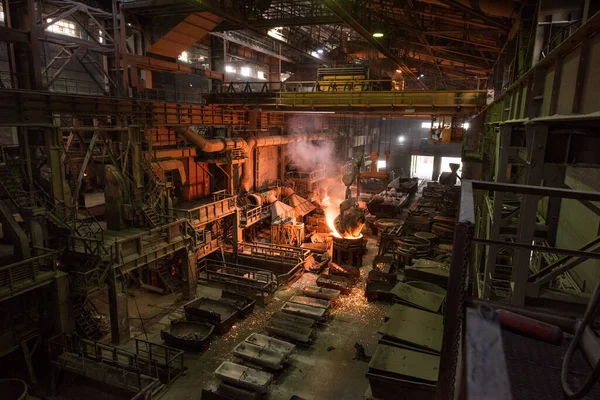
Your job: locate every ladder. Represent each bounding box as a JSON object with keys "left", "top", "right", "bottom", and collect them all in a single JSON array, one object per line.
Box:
[
  {"left": 156, "top": 262, "right": 181, "bottom": 294},
  {"left": 0, "top": 164, "right": 35, "bottom": 208},
  {"left": 72, "top": 295, "right": 104, "bottom": 340},
  {"left": 142, "top": 205, "right": 162, "bottom": 228}
]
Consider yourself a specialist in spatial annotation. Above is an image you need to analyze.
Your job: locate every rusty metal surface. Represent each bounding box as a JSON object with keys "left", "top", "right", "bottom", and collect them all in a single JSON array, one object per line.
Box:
[
  {"left": 289, "top": 295, "right": 331, "bottom": 310},
  {"left": 368, "top": 344, "right": 440, "bottom": 383},
  {"left": 391, "top": 282, "right": 445, "bottom": 312},
  {"left": 148, "top": 12, "right": 222, "bottom": 58},
  {"left": 378, "top": 310, "right": 443, "bottom": 353},
  {"left": 281, "top": 302, "right": 328, "bottom": 320}
]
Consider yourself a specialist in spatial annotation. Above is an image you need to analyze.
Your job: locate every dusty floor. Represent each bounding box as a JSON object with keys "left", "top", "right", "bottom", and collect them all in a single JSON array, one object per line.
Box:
[{"left": 104, "top": 233, "right": 390, "bottom": 400}]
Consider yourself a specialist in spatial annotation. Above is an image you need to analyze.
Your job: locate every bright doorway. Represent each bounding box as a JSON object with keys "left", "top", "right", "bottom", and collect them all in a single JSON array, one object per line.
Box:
[{"left": 411, "top": 155, "right": 434, "bottom": 179}]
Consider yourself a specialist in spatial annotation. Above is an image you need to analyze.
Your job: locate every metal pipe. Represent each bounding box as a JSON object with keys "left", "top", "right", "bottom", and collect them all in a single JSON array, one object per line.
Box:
[
  {"left": 466, "top": 298, "right": 577, "bottom": 334},
  {"left": 177, "top": 127, "right": 247, "bottom": 152}
]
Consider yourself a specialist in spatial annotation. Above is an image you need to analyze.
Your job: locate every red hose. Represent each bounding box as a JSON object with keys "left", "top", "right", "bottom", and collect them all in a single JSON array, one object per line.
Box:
[{"left": 496, "top": 309, "right": 563, "bottom": 345}]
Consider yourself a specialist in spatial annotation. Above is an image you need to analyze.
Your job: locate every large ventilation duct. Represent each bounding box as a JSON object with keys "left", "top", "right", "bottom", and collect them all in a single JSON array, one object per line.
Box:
[
  {"left": 415, "top": 0, "right": 516, "bottom": 19},
  {"left": 176, "top": 127, "right": 332, "bottom": 192},
  {"left": 178, "top": 127, "right": 247, "bottom": 152}
]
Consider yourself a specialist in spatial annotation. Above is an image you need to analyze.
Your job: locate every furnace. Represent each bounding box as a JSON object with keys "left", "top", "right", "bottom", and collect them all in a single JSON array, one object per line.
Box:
[{"left": 332, "top": 235, "right": 365, "bottom": 268}]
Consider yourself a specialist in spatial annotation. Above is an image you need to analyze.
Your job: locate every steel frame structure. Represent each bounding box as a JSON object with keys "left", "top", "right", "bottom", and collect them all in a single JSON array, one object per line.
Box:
[{"left": 437, "top": 179, "right": 600, "bottom": 399}]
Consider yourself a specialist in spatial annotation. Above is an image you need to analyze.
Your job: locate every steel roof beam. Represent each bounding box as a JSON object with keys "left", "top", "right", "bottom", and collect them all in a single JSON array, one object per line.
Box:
[
  {"left": 436, "top": 0, "right": 510, "bottom": 32},
  {"left": 214, "top": 15, "right": 343, "bottom": 31},
  {"left": 197, "top": 0, "right": 322, "bottom": 61},
  {"left": 323, "top": 0, "right": 426, "bottom": 89}
]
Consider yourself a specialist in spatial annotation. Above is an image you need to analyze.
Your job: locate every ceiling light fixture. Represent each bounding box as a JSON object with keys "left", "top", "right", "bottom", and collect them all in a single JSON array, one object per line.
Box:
[
  {"left": 317, "top": 49, "right": 324, "bottom": 54},
  {"left": 373, "top": 32, "right": 384, "bottom": 38}
]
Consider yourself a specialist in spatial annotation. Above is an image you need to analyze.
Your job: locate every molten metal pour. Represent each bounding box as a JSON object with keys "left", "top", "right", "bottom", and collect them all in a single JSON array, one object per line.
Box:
[
  {"left": 334, "top": 199, "right": 365, "bottom": 238},
  {"left": 326, "top": 166, "right": 366, "bottom": 239}
]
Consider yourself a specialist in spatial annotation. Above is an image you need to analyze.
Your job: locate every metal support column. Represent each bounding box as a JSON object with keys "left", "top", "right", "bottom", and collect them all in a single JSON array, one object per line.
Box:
[
  {"left": 5, "top": 0, "right": 42, "bottom": 89},
  {"left": 129, "top": 126, "right": 143, "bottom": 204},
  {"left": 232, "top": 210, "right": 242, "bottom": 263},
  {"left": 544, "top": 165, "right": 567, "bottom": 246},
  {"left": 482, "top": 125, "right": 511, "bottom": 298},
  {"left": 45, "top": 127, "right": 68, "bottom": 215},
  {"left": 436, "top": 181, "right": 475, "bottom": 400},
  {"left": 181, "top": 249, "right": 197, "bottom": 301},
  {"left": 108, "top": 268, "right": 129, "bottom": 345},
  {"left": 511, "top": 124, "right": 548, "bottom": 306},
  {"left": 50, "top": 271, "right": 73, "bottom": 334}
]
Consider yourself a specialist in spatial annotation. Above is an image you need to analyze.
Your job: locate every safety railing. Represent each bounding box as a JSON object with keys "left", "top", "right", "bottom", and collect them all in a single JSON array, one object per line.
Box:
[
  {"left": 213, "top": 79, "right": 485, "bottom": 94},
  {"left": 135, "top": 338, "right": 185, "bottom": 385},
  {"left": 109, "top": 220, "right": 188, "bottom": 268},
  {"left": 286, "top": 168, "right": 326, "bottom": 181},
  {"left": 199, "top": 258, "right": 278, "bottom": 294},
  {"left": 172, "top": 195, "right": 237, "bottom": 225},
  {"left": 241, "top": 205, "right": 263, "bottom": 227},
  {"left": 237, "top": 241, "right": 310, "bottom": 264},
  {"left": 0, "top": 249, "right": 59, "bottom": 299},
  {"left": 539, "top": 19, "right": 583, "bottom": 61},
  {"left": 212, "top": 190, "right": 233, "bottom": 202},
  {"left": 48, "top": 333, "right": 160, "bottom": 395},
  {"left": 437, "top": 181, "right": 475, "bottom": 400},
  {"left": 134, "top": 87, "right": 206, "bottom": 105}
]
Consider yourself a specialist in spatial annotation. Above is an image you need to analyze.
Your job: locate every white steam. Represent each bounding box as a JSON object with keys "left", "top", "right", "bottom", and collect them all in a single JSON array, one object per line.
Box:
[{"left": 286, "top": 140, "right": 334, "bottom": 171}]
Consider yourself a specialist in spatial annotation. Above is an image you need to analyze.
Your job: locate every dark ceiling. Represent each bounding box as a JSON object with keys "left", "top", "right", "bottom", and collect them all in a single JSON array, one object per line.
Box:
[{"left": 124, "top": 0, "right": 524, "bottom": 89}]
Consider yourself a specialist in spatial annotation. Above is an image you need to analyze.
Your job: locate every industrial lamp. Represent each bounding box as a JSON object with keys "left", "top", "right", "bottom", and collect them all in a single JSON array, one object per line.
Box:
[{"left": 372, "top": 31, "right": 384, "bottom": 38}]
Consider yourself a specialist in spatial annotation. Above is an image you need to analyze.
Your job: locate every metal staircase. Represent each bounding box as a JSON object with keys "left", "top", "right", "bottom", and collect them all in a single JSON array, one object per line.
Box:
[
  {"left": 140, "top": 157, "right": 167, "bottom": 228},
  {"left": 156, "top": 262, "right": 181, "bottom": 294},
  {"left": 0, "top": 164, "right": 35, "bottom": 208},
  {"left": 72, "top": 295, "right": 104, "bottom": 340}
]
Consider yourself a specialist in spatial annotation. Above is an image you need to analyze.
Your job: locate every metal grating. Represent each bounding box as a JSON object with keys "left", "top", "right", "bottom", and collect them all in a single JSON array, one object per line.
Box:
[{"left": 502, "top": 329, "right": 600, "bottom": 400}]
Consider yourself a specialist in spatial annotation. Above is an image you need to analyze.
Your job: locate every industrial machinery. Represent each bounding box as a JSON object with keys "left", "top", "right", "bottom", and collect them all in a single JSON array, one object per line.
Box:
[
  {"left": 358, "top": 152, "right": 391, "bottom": 196},
  {"left": 429, "top": 115, "right": 467, "bottom": 144},
  {"left": 317, "top": 66, "right": 369, "bottom": 91}
]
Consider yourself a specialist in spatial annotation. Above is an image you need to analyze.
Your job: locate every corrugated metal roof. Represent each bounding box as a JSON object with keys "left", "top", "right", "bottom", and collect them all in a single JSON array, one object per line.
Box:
[
  {"left": 271, "top": 200, "right": 295, "bottom": 222},
  {"left": 286, "top": 193, "right": 316, "bottom": 217}
]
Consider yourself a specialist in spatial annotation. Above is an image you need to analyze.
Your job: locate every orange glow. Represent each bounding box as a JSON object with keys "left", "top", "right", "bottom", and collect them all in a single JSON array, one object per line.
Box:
[
  {"left": 325, "top": 207, "right": 363, "bottom": 239},
  {"left": 326, "top": 211, "right": 342, "bottom": 238}
]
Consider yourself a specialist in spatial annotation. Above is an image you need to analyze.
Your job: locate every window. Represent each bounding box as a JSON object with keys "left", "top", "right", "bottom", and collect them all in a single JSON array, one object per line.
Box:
[
  {"left": 240, "top": 66, "right": 251, "bottom": 77},
  {"left": 225, "top": 65, "right": 235, "bottom": 73},
  {"left": 257, "top": 71, "right": 266, "bottom": 80},
  {"left": 98, "top": 29, "right": 104, "bottom": 44},
  {"left": 178, "top": 51, "right": 189, "bottom": 63},
  {"left": 0, "top": 4, "right": 4, "bottom": 21},
  {"left": 46, "top": 19, "right": 76, "bottom": 37}
]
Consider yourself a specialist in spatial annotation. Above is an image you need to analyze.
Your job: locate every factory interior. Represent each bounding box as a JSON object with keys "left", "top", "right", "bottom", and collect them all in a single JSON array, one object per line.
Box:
[{"left": 1, "top": 0, "right": 600, "bottom": 399}]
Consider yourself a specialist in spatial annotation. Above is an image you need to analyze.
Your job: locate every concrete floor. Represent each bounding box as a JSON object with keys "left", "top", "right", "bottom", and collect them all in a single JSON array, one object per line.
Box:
[{"left": 111, "top": 233, "right": 389, "bottom": 400}]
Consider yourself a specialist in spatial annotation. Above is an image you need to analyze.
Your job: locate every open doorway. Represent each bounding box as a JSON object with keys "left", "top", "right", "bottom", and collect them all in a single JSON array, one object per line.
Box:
[
  {"left": 411, "top": 155, "right": 434, "bottom": 179},
  {"left": 441, "top": 156, "right": 463, "bottom": 176}
]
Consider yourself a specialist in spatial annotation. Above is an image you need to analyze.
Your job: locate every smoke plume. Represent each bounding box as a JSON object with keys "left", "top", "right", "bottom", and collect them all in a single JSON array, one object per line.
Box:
[{"left": 286, "top": 140, "right": 334, "bottom": 171}]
